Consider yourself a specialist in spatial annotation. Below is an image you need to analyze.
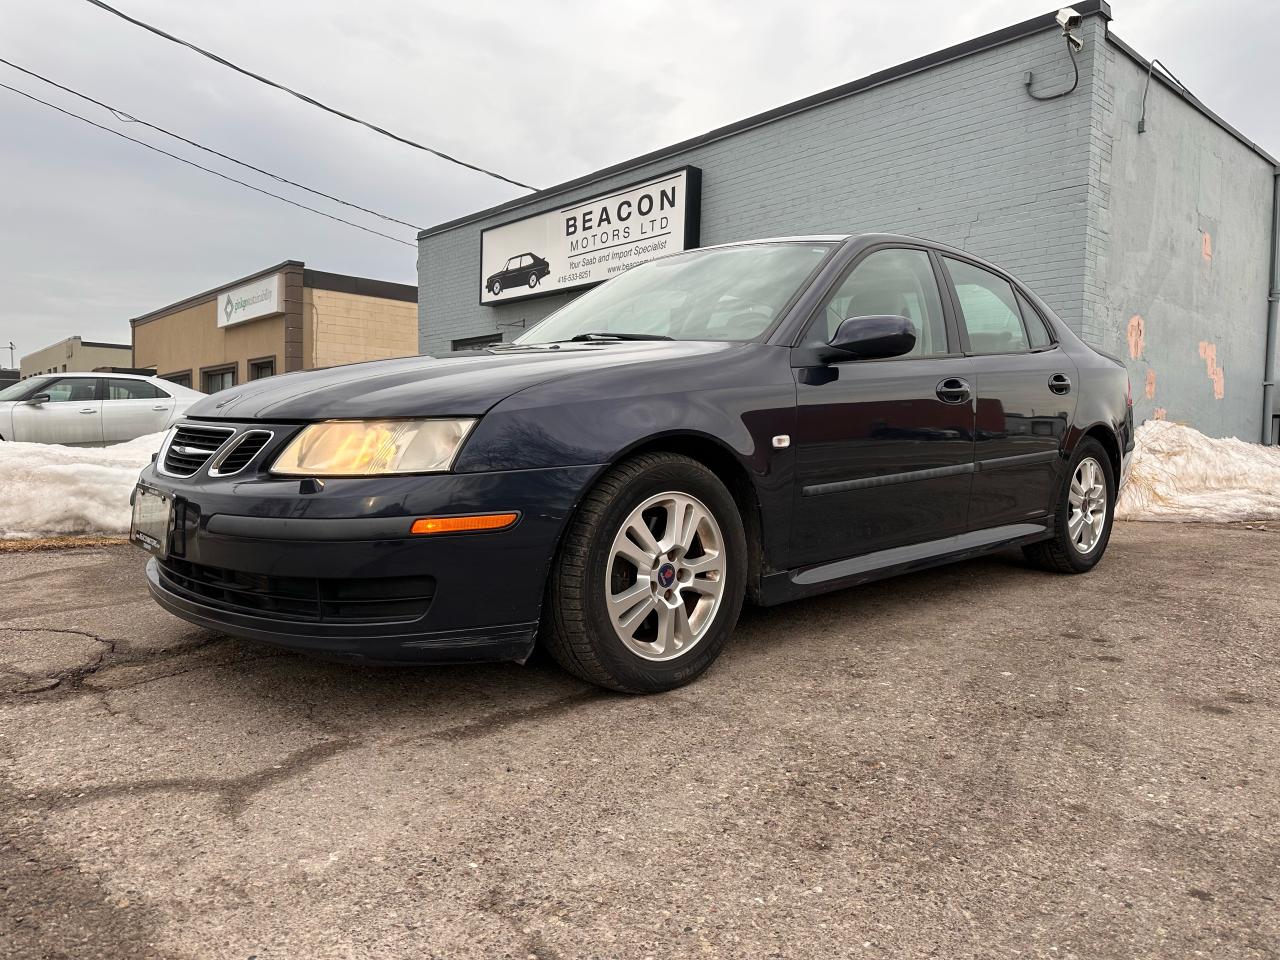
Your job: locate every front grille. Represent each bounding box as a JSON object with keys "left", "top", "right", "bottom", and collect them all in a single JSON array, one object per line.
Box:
[
  {"left": 163, "top": 425, "right": 235, "bottom": 477},
  {"left": 209, "top": 430, "right": 273, "bottom": 477},
  {"left": 157, "top": 557, "right": 435, "bottom": 624}
]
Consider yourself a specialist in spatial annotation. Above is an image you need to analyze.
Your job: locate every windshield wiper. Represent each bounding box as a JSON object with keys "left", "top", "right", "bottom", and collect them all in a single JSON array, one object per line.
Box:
[{"left": 566, "top": 332, "right": 674, "bottom": 342}]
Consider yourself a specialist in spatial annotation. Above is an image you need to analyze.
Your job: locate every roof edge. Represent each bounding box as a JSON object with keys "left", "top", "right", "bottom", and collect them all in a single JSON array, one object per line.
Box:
[
  {"left": 418, "top": 1, "right": 1112, "bottom": 240},
  {"left": 129, "top": 260, "right": 305, "bottom": 327},
  {"left": 1104, "top": 31, "right": 1278, "bottom": 168}
]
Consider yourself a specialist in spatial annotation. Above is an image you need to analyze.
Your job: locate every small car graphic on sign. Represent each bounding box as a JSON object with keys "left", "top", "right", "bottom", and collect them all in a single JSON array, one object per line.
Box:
[{"left": 487, "top": 252, "right": 551, "bottom": 296}]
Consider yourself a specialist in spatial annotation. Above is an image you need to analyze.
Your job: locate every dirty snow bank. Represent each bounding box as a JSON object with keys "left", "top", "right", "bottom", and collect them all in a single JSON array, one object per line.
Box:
[
  {"left": 1116, "top": 420, "right": 1280, "bottom": 523},
  {"left": 0, "top": 433, "right": 164, "bottom": 539}
]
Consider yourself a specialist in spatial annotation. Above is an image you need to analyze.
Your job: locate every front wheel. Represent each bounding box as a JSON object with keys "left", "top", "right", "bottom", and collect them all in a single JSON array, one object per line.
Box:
[
  {"left": 542, "top": 453, "right": 747, "bottom": 693},
  {"left": 490, "top": 278, "right": 502, "bottom": 296},
  {"left": 1022, "top": 438, "right": 1116, "bottom": 574}
]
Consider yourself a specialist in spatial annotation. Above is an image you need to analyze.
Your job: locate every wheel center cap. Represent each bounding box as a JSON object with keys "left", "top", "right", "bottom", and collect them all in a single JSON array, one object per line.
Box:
[{"left": 656, "top": 563, "right": 677, "bottom": 589}]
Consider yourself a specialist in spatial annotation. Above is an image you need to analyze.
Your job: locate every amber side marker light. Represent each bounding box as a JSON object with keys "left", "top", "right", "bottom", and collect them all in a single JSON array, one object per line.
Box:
[{"left": 410, "top": 513, "right": 519, "bottom": 535}]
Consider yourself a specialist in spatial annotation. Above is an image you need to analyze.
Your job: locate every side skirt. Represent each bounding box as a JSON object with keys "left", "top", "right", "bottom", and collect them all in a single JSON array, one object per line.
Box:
[{"left": 758, "top": 521, "right": 1054, "bottom": 606}]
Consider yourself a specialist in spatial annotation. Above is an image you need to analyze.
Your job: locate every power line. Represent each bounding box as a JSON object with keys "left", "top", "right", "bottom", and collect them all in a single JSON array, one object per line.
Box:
[
  {"left": 0, "top": 56, "right": 422, "bottom": 231},
  {"left": 0, "top": 81, "right": 416, "bottom": 247},
  {"left": 78, "top": 0, "right": 539, "bottom": 193}
]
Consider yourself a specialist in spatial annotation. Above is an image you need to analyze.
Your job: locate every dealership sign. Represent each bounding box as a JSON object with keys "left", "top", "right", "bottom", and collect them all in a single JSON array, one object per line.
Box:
[
  {"left": 218, "top": 274, "right": 282, "bottom": 327},
  {"left": 479, "top": 167, "right": 701, "bottom": 305}
]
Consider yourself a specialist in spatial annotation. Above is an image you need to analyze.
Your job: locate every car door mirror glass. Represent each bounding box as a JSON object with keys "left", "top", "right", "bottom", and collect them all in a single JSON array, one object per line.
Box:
[
  {"left": 27, "top": 393, "right": 51, "bottom": 405},
  {"left": 827, "top": 315, "right": 916, "bottom": 360}
]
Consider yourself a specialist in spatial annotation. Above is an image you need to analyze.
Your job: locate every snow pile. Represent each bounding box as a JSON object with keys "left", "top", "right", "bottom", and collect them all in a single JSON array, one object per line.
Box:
[
  {"left": 1116, "top": 420, "right": 1280, "bottom": 523},
  {"left": 0, "top": 433, "right": 165, "bottom": 539}
]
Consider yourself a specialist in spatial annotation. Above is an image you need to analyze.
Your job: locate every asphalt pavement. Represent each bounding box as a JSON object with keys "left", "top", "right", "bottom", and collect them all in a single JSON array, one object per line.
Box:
[{"left": 1, "top": 522, "right": 1277, "bottom": 959}]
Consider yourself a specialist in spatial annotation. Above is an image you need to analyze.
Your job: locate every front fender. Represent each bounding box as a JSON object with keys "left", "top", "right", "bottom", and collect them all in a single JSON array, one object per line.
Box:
[
  {"left": 454, "top": 345, "right": 796, "bottom": 474},
  {"left": 454, "top": 344, "right": 799, "bottom": 570}
]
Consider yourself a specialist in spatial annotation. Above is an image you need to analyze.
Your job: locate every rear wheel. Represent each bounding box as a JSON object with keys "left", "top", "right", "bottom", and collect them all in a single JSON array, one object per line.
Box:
[
  {"left": 527, "top": 273, "right": 539, "bottom": 288},
  {"left": 542, "top": 453, "right": 747, "bottom": 693},
  {"left": 1022, "top": 438, "right": 1115, "bottom": 574}
]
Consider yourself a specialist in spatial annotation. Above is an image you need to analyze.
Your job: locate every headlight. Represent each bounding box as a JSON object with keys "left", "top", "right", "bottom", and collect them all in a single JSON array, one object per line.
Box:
[{"left": 270, "top": 419, "right": 475, "bottom": 476}]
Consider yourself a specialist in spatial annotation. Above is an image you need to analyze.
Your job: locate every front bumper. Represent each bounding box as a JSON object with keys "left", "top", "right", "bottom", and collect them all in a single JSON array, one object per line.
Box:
[{"left": 136, "top": 461, "right": 601, "bottom": 663}]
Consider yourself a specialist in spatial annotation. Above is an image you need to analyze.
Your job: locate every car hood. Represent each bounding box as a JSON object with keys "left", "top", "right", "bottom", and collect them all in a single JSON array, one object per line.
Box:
[{"left": 184, "top": 341, "right": 748, "bottom": 421}]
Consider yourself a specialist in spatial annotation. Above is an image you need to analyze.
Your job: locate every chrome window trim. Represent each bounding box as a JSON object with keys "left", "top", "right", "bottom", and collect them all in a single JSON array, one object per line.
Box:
[
  {"left": 157, "top": 423, "right": 236, "bottom": 478},
  {"left": 208, "top": 429, "right": 275, "bottom": 478}
]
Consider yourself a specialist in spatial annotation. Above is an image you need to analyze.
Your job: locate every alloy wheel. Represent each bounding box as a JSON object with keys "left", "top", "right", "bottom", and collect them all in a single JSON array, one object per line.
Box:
[
  {"left": 604, "top": 491, "right": 726, "bottom": 661},
  {"left": 1067, "top": 456, "right": 1107, "bottom": 554}
]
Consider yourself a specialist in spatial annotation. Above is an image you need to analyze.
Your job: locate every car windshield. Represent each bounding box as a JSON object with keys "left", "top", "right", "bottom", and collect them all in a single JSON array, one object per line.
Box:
[
  {"left": 0, "top": 376, "right": 53, "bottom": 402},
  {"left": 514, "top": 242, "right": 835, "bottom": 344}
]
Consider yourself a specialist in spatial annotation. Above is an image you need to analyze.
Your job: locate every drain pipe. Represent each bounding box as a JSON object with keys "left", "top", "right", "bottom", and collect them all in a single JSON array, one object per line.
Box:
[{"left": 1265, "top": 168, "right": 1280, "bottom": 445}]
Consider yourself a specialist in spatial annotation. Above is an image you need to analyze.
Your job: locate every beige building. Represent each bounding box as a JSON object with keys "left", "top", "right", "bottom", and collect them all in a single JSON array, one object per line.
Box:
[
  {"left": 131, "top": 261, "right": 417, "bottom": 392},
  {"left": 20, "top": 336, "right": 133, "bottom": 378}
]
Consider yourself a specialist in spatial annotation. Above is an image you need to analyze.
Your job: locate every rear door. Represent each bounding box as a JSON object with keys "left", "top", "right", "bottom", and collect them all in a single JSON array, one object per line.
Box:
[
  {"left": 790, "top": 246, "right": 976, "bottom": 567},
  {"left": 939, "top": 257, "right": 1078, "bottom": 530},
  {"left": 101, "top": 378, "right": 176, "bottom": 443},
  {"left": 10, "top": 376, "right": 103, "bottom": 444}
]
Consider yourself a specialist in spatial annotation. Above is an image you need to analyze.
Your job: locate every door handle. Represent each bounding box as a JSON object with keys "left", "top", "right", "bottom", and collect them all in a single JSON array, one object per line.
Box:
[
  {"left": 936, "top": 377, "right": 972, "bottom": 404},
  {"left": 152, "top": 405, "right": 168, "bottom": 411},
  {"left": 1048, "top": 373, "right": 1072, "bottom": 395},
  {"left": 79, "top": 408, "right": 98, "bottom": 414}
]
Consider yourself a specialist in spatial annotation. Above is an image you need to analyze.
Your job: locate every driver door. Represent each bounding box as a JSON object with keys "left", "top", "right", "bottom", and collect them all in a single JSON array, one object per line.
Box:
[
  {"left": 790, "top": 246, "right": 975, "bottom": 567},
  {"left": 11, "top": 376, "right": 104, "bottom": 445}
]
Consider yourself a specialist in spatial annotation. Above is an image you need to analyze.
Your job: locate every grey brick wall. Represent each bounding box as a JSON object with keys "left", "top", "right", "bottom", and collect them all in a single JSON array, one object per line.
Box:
[
  {"left": 1085, "top": 39, "right": 1274, "bottom": 440},
  {"left": 419, "top": 19, "right": 1100, "bottom": 355}
]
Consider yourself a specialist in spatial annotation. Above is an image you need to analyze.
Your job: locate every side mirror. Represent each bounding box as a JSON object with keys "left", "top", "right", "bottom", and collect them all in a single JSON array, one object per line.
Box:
[
  {"left": 826, "top": 315, "right": 916, "bottom": 361},
  {"left": 27, "top": 393, "right": 51, "bottom": 405}
]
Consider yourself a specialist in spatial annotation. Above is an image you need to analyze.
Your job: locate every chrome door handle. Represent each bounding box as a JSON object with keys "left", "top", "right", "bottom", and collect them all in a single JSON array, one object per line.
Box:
[
  {"left": 152, "top": 405, "right": 168, "bottom": 410},
  {"left": 79, "top": 408, "right": 98, "bottom": 414},
  {"left": 936, "top": 377, "right": 972, "bottom": 404},
  {"left": 1048, "top": 373, "right": 1072, "bottom": 395}
]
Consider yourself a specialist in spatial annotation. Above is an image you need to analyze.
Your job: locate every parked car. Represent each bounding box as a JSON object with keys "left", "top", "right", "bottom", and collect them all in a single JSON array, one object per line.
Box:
[
  {"left": 131, "top": 235, "right": 1133, "bottom": 693},
  {"left": 486, "top": 252, "right": 551, "bottom": 296},
  {"left": 0, "top": 372, "right": 203, "bottom": 445}
]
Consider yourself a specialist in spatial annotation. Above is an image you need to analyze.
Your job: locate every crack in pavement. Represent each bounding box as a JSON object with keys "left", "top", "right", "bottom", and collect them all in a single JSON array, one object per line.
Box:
[
  {"left": 12, "top": 690, "right": 607, "bottom": 822},
  {"left": 0, "top": 628, "right": 233, "bottom": 700}
]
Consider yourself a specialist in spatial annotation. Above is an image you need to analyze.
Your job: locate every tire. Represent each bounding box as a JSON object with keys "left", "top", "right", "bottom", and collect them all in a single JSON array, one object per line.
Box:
[
  {"left": 542, "top": 453, "right": 748, "bottom": 693},
  {"left": 491, "top": 279, "right": 502, "bottom": 296},
  {"left": 527, "top": 273, "right": 539, "bottom": 288},
  {"left": 1022, "top": 438, "right": 1116, "bottom": 574}
]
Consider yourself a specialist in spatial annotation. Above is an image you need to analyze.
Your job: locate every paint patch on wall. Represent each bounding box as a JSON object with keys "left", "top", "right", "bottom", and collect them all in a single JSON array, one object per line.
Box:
[
  {"left": 1126, "top": 314, "right": 1145, "bottom": 360},
  {"left": 1198, "top": 341, "right": 1226, "bottom": 400},
  {"left": 1153, "top": 408, "right": 1167, "bottom": 420},
  {"left": 1201, "top": 229, "right": 1213, "bottom": 262},
  {"left": 1145, "top": 369, "right": 1156, "bottom": 399}
]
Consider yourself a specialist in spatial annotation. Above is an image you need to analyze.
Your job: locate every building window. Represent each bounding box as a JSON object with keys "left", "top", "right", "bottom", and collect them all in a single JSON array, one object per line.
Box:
[
  {"left": 248, "top": 357, "right": 276, "bottom": 380},
  {"left": 451, "top": 333, "right": 503, "bottom": 352},
  {"left": 202, "top": 365, "right": 237, "bottom": 394},
  {"left": 161, "top": 371, "right": 193, "bottom": 388}
]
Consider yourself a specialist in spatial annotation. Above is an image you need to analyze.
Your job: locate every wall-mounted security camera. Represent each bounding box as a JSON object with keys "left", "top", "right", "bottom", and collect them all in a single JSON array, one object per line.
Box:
[{"left": 1057, "top": 7, "right": 1084, "bottom": 51}]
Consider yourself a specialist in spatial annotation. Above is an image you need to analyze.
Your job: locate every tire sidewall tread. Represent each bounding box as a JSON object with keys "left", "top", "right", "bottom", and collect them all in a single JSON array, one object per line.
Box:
[{"left": 542, "top": 453, "right": 747, "bottom": 693}]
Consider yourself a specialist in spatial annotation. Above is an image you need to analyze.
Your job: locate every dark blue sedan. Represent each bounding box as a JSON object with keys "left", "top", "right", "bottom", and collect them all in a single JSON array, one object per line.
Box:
[{"left": 131, "top": 235, "right": 1133, "bottom": 692}]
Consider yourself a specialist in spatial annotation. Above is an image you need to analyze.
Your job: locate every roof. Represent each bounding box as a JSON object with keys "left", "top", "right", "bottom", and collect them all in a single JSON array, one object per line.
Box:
[
  {"left": 129, "top": 260, "right": 302, "bottom": 327},
  {"left": 420, "top": 0, "right": 1277, "bottom": 242},
  {"left": 130, "top": 260, "right": 416, "bottom": 327}
]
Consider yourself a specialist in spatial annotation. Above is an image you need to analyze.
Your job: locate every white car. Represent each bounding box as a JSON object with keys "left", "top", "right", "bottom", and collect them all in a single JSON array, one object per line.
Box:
[{"left": 0, "top": 372, "right": 204, "bottom": 445}]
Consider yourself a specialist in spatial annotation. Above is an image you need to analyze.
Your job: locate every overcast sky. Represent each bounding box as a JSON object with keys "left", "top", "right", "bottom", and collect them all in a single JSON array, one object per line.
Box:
[{"left": 0, "top": 0, "right": 1275, "bottom": 365}]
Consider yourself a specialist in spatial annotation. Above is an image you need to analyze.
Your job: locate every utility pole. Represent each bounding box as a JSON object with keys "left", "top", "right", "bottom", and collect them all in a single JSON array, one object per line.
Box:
[{"left": 6, "top": 342, "right": 13, "bottom": 369}]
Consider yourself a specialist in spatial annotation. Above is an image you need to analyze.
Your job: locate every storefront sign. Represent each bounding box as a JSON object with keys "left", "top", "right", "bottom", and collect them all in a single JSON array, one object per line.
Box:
[
  {"left": 218, "top": 274, "right": 282, "bottom": 327},
  {"left": 479, "top": 167, "right": 701, "bottom": 305}
]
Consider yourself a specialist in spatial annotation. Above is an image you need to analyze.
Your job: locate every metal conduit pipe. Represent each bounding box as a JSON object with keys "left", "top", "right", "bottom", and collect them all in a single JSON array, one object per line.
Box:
[{"left": 1264, "top": 168, "right": 1280, "bottom": 445}]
